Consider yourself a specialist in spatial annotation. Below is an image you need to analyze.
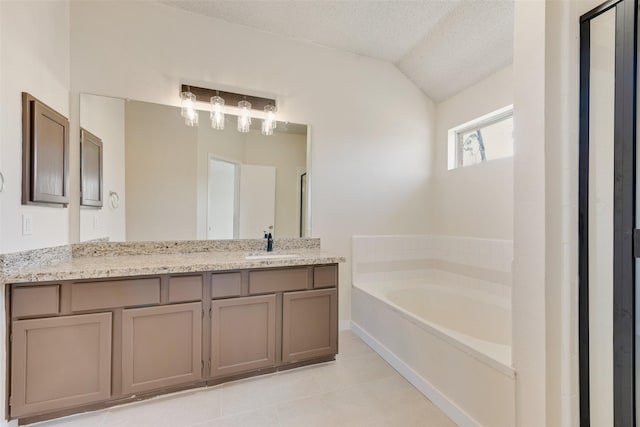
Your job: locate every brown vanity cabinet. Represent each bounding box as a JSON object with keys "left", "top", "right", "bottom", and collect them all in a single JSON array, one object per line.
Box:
[
  {"left": 121, "top": 302, "right": 202, "bottom": 394},
  {"left": 168, "top": 275, "right": 203, "bottom": 303},
  {"left": 248, "top": 267, "right": 309, "bottom": 294},
  {"left": 10, "top": 312, "right": 112, "bottom": 417},
  {"left": 210, "top": 295, "right": 277, "bottom": 378},
  {"left": 7, "top": 263, "right": 338, "bottom": 422},
  {"left": 282, "top": 288, "right": 338, "bottom": 363},
  {"left": 313, "top": 265, "right": 338, "bottom": 289}
]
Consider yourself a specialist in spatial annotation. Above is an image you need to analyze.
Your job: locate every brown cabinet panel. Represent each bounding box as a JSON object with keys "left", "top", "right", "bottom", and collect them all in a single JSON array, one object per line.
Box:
[
  {"left": 22, "top": 93, "right": 70, "bottom": 206},
  {"left": 313, "top": 265, "right": 338, "bottom": 288},
  {"left": 80, "top": 128, "right": 103, "bottom": 207},
  {"left": 211, "top": 295, "right": 276, "bottom": 377},
  {"left": 168, "top": 275, "right": 202, "bottom": 303},
  {"left": 71, "top": 278, "right": 160, "bottom": 311},
  {"left": 122, "top": 302, "right": 202, "bottom": 394},
  {"left": 12, "top": 285, "right": 60, "bottom": 318},
  {"left": 248, "top": 268, "right": 308, "bottom": 295},
  {"left": 282, "top": 288, "right": 338, "bottom": 363},
  {"left": 211, "top": 272, "right": 242, "bottom": 299},
  {"left": 10, "top": 313, "right": 112, "bottom": 417}
]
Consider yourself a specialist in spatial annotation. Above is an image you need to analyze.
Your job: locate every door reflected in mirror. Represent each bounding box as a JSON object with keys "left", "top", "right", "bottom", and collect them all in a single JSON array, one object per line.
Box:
[{"left": 79, "top": 94, "right": 310, "bottom": 242}]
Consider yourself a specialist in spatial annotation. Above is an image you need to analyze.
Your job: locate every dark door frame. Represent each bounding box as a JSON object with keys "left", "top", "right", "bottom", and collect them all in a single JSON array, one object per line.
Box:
[
  {"left": 579, "top": 0, "right": 638, "bottom": 425},
  {"left": 299, "top": 172, "right": 307, "bottom": 238}
]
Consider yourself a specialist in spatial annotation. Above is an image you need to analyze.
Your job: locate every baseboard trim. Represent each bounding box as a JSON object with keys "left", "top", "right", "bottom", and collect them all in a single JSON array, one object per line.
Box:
[{"left": 350, "top": 320, "right": 481, "bottom": 427}]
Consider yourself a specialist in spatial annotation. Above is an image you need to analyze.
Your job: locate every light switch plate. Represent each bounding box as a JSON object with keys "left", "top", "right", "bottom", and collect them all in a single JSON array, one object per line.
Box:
[
  {"left": 93, "top": 214, "right": 102, "bottom": 230},
  {"left": 22, "top": 214, "right": 33, "bottom": 236}
]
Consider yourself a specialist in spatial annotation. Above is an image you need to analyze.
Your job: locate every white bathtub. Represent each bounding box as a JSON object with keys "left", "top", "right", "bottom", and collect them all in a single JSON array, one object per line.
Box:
[{"left": 351, "top": 279, "right": 515, "bottom": 427}]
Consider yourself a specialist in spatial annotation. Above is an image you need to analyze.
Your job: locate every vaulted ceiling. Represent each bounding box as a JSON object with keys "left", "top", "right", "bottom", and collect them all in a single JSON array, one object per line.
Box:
[{"left": 158, "top": 0, "right": 514, "bottom": 102}]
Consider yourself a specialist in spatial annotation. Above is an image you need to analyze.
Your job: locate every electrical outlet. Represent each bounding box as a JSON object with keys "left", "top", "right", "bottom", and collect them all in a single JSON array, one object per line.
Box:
[
  {"left": 22, "top": 214, "right": 33, "bottom": 236},
  {"left": 93, "top": 214, "right": 102, "bottom": 230}
]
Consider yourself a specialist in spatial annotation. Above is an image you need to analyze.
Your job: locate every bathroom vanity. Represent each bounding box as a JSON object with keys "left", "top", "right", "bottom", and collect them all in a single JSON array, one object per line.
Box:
[{"left": 2, "top": 243, "right": 342, "bottom": 424}]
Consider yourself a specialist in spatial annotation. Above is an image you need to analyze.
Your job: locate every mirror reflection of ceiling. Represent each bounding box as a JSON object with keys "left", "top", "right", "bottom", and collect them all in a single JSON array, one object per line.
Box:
[{"left": 157, "top": 0, "right": 514, "bottom": 102}]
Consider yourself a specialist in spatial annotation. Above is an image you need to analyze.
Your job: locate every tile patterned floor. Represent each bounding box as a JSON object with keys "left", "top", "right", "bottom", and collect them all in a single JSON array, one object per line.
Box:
[{"left": 32, "top": 331, "right": 456, "bottom": 427}]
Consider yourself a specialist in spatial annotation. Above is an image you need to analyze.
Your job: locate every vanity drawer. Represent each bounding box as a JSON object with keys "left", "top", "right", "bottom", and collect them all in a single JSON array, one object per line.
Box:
[
  {"left": 71, "top": 278, "right": 161, "bottom": 311},
  {"left": 249, "top": 268, "right": 309, "bottom": 295},
  {"left": 169, "top": 275, "right": 202, "bottom": 303},
  {"left": 12, "top": 285, "right": 60, "bottom": 318},
  {"left": 313, "top": 265, "right": 338, "bottom": 289},
  {"left": 211, "top": 273, "right": 241, "bottom": 299}
]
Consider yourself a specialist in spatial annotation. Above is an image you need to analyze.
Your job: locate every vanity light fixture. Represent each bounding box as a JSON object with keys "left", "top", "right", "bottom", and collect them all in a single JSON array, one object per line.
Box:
[
  {"left": 180, "top": 84, "right": 277, "bottom": 134},
  {"left": 261, "top": 104, "right": 277, "bottom": 136},
  {"left": 180, "top": 91, "right": 198, "bottom": 127},
  {"left": 237, "top": 100, "right": 252, "bottom": 133},
  {"left": 210, "top": 95, "right": 225, "bottom": 130}
]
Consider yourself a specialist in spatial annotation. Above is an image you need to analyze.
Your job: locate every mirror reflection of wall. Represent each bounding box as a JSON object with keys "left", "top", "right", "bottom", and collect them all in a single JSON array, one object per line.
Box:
[
  {"left": 79, "top": 94, "right": 309, "bottom": 242},
  {"left": 79, "top": 94, "right": 126, "bottom": 242},
  {"left": 207, "top": 157, "right": 277, "bottom": 239},
  {"left": 207, "top": 158, "right": 239, "bottom": 239}
]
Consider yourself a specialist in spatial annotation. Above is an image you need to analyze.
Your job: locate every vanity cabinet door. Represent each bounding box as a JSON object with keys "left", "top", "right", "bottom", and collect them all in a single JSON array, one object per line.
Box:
[
  {"left": 122, "top": 302, "right": 202, "bottom": 394},
  {"left": 10, "top": 313, "right": 112, "bottom": 417},
  {"left": 282, "top": 289, "right": 338, "bottom": 363},
  {"left": 210, "top": 295, "right": 276, "bottom": 378}
]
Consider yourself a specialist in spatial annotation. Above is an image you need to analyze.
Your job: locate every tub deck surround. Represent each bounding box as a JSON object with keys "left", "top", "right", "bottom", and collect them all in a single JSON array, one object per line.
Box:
[
  {"left": 352, "top": 234, "right": 512, "bottom": 290},
  {"left": 356, "top": 280, "right": 513, "bottom": 373},
  {"left": 351, "top": 235, "right": 515, "bottom": 427}
]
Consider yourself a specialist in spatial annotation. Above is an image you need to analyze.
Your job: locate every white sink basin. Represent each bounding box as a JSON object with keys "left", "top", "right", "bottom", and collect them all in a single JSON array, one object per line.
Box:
[{"left": 245, "top": 253, "right": 300, "bottom": 260}]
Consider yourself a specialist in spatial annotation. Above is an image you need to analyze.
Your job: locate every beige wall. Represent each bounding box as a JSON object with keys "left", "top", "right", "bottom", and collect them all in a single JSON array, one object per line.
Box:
[
  {"left": 79, "top": 94, "right": 126, "bottom": 242},
  {"left": 124, "top": 102, "right": 306, "bottom": 241},
  {"left": 243, "top": 131, "right": 307, "bottom": 238},
  {"left": 544, "top": 1, "right": 603, "bottom": 426},
  {"left": 0, "top": 1, "right": 71, "bottom": 423},
  {"left": 513, "top": 0, "right": 604, "bottom": 426},
  {"left": 195, "top": 117, "right": 245, "bottom": 239},
  {"left": 2, "top": 2, "right": 598, "bottom": 427},
  {"left": 125, "top": 101, "right": 199, "bottom": 241},
  {"left": 69, "top": 0, "right": 436, "bottom": 321},
  {"left": 0, "top": 0, "right": 70, "bottom": 254},
  {"left": 431, "top": 65, "right": 513, "bottom": 240},
  {"left": 513, "top": 1, "right": 548, "bottom": 425},
  {"left": 196, "top": 122, "right": 306, "bottom": 239}
]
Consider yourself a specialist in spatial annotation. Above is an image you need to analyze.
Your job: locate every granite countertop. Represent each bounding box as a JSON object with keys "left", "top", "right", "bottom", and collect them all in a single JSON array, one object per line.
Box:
[{"left": 4, "top": 249, "right": 345, "bottom": 284}]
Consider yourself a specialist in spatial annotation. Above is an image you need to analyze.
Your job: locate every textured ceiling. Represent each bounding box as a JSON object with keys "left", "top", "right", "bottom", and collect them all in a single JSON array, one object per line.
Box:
[
  {"left": 158, "top": 0, "right": 513, "bottom": 102},
  {"left": 398, "top": 1, "right": 514, "bottom": 101}
]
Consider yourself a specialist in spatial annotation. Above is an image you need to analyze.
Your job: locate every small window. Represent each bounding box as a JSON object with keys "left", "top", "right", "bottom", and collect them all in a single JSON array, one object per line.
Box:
[{"left": 447, "top": 105, "right": 514, "bottom": 169}]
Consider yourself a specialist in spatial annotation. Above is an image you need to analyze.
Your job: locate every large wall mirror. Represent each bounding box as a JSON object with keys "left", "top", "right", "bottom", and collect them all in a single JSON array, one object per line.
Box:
[{"left": 79, "top": 94, "right": 310, "bottom": 242}]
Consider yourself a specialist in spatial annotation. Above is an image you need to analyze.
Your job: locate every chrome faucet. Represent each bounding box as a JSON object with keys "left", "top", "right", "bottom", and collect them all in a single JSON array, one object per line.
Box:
[{"left": 264, "top": 226, "right": 274, "bottom": 252}]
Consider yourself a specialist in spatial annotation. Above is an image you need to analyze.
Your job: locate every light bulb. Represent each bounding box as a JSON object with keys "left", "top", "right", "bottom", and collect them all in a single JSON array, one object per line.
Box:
[
  {"left": 261, "top": 119, "right": 273, "bottom": 136},
  {"left": 184, "top": 108, "right": 199, "bottom": 127},
  {"left": 210, "top": 96, "right": 225, "bottom": 130},
  {"left": 262, "top": 104, "right": 277, "bottom": 136},
  {"left": 237, "top": 100, "right": 252, "bottom": 133},
  {"left": 181, "top": 91, "right": 198, "bottom": 127}
]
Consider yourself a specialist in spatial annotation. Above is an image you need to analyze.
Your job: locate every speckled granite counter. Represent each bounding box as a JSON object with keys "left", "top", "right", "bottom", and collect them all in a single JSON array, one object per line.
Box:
[
  {"left": 4, "top": 249, "right": 344, "bottom": 284},
  {"left": 0, "top": 238, "right": 344, "bottom": 284}
]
